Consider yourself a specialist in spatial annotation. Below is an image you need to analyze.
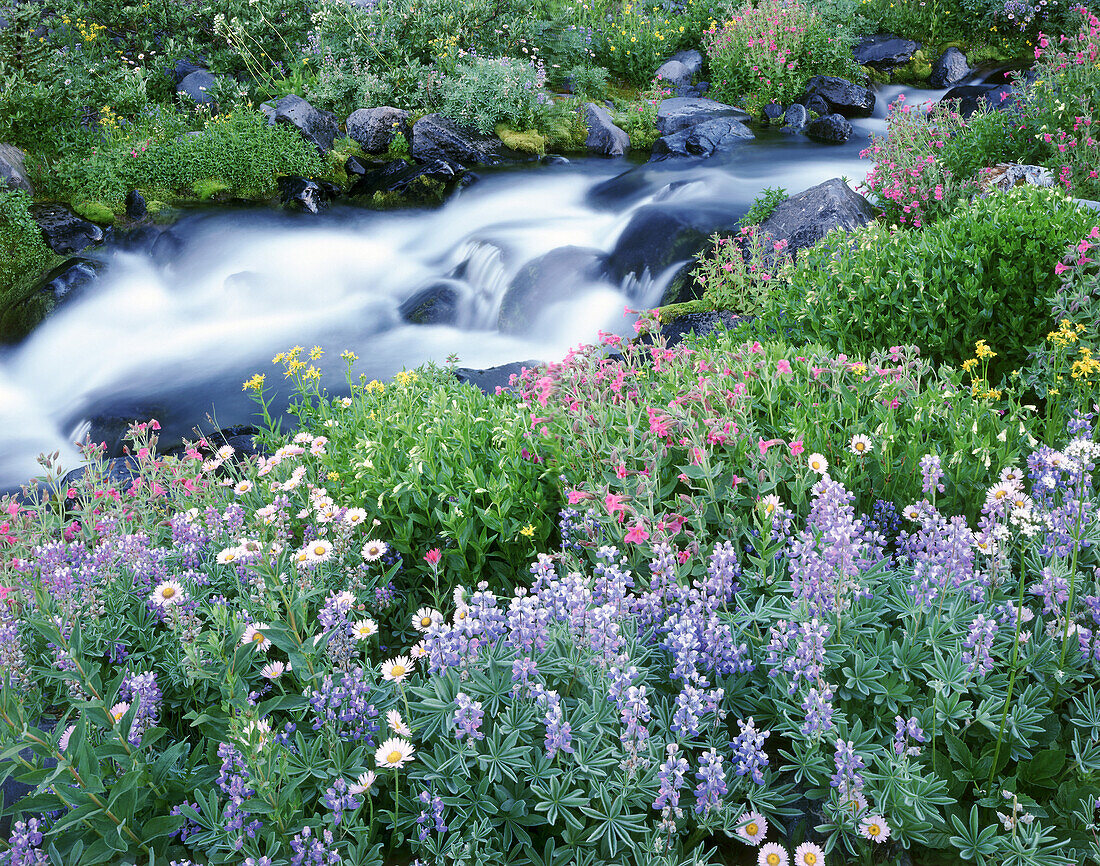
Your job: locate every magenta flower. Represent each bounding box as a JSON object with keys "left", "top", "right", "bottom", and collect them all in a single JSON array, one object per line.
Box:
[{"left": 624, "top": 525, "right": 650, "bottom": 544}]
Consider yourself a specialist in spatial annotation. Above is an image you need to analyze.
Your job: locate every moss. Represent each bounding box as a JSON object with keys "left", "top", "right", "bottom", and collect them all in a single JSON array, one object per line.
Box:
[
  {"left": 890, "top": 49, "right": 933, "bottom": 84},
  {"left": 71, "top": 200, "right": 116, "bottom": 225},
  {"left": 368, "top": 174, "right": 448, "bottom": 210},
  {"left": 657, "top": 298, "right": 715, "bottom": 323},
  {"left": 191, "top": 177, "right": 230, "bottom": 201},
  {"left": 495, "top": 125, "right": 546, "bottom": 155}
]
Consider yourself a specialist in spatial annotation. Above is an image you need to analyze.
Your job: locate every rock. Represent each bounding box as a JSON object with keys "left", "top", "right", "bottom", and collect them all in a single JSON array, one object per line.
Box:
[
  {"left": 269, "top": 94, "right": 340, "bottom": 155},
  {"left": 346, "top": 106, "right": 410, "bottom": 154},
  {"left": 114, "top": 225, "right": 161, "bottom": 254},
  {"left": 278, "top": 176, "right": 333, "bottom": 213},
  {"left": 0, "top": 144, "right": 32, "bottom": 193},
  {"left": 656, "top": 97, "right": 751, "bottom": 136},
  {"left": 125, "top": 189, "right": 146, "bottom": 220},
  {"left": 805, "top": 113, "right": 853, "bottom": 144},
  {"left": 542, "top": 154, "right": 570, "bottom": 165},
  {"left": 60, "top": 456, "right": 142, "bottom": 491},
  {"left": 669, "top": 49, "right": 704, "bottom": 78},
  {"left": 33, "top": 257, "right": 103, "bottom": 304},
  {"left": 30, "top": 204, "right": 104, "bottom": 255},
  {"left": 349, "top": 158, "right": 458, "bottom": 197},
  {"left": 762, "top": 103, "right": 785, "bottom": 124},
  {"left": 660, "top": 309, "right": 744, "bottom": 347},
  {"left": 171, "top": 58, "right": 206, "bottom": 85},
  {"left": 781, "top": 103, "right": 808, "bottom": 132},
  {"left": 583, "top": 103, "right": 630, "bottom": 157},
  {"left": 344, "top": 155, "right": 368, "bottom": 179},
  {"left": 176, "top": 69, "right": 217, "bottom": 107},
  {"left": 651, "top": 116, "right": 754, "bottom": 159},
  {"left": 399, "top": 282, "right": 462, "bottom": 325},
  {"left": 940, "top": 82, "right": 1018, "bottom": 116},
  {"left": 498, "top": 246, "right": 608, "bottom": 333},
  {"left": 151, "top": 228, "right": 184, "bottom": 263},
  {"left": 930, "top": 47, "right": 970, "bottom": 88},
  {"left": 758, "top": 178, "right": 877, "bottom": 256},
  {"left": 696, "top": 81, "right": 710, "bottom": 94},
  {"left": 205, "top": 425, "right": 267, "bottom": 461},
  {"left": 654, "top": 59, "right": 692, "bottom": 90},
  {"left": 804, "top": 94, "right": 830, "bottom": 117},
  {"left": 1, "top": 720, "right": 56, "bottom": 838},
  {"left": 853, "top": 34, "right": 921, "bottom": 70},
  {"left": 978, "top": 163, "right": 1055, "bottom": 196},
  {"left": 801, "top": 76, "right": 875, "bottom": 117},
  {"left": 410, "top": 114, "right": 504, "bottom": 168},
  {"left": 608, "top": 204, "right": 739, "bottom": 283},
  {"left": 453, "top": 360, "right": 542, "bottom": 395}
]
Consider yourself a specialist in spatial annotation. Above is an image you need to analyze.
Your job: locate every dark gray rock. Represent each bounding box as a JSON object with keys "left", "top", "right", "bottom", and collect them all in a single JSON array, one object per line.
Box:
[
  {"left": 669, "top": 49, "right": 704, "bottom": 77},
  {"left": 346, "top": 106, "right": 410, "bottom": 153},
  {"left": 758, "top": 178, "right": 877, "bottom": 256},
  {"left": 654, "top": 59, "right": 692, "bottom": 90},
  {"left": 853, "top": 34, "right": 921, "bottom": 70},
  {"left": 349, "top": 158, "right": 458, "bottom": 197},
  {"left": 940, "top": 82, "right": 1018, "bottom": 116},
  {"left": 176, "top": 70, "right": 217, "bottom": 107},
  {"left": 660, "top": 309, "right": 744, "bottom": 347},
  {"left": 278, "top": 176, "right": 332, "bottom": 213},
  {"left": 410, "top": 114, "right": 504, "bottom": 168},
  {"left": 30, "top": 204, "right": 104, "bottom": 255},
  {"left": 499, "top": 246, "right": 608, "bottom": 334},
  {"left": 344, "top": 155, "right": 368, "bottom": 179},
  {"left": 171, "top": 58, "right": 206, "bottom": 85},
  {"left": 781, "top": 103, "right": 808, "bottom": 132},
  {"left": 399, "top": 282, "right": 462, "bottom": 325},
  {"left": 656, "top": 97, "right": 751, "bottom": 136},
  {"left": 608, "top": 204, "right": 739, "bottom": 284},
  {"left": 584, "top": 103, "right": 630, "bottom": 157},
  {"left": 269, "top": 94, "right": 340, "bottom": 155},
  {"left": 762, "top": 103, "right": 785, "bottom": 124},
  {"left": 651, "top": 116, "right": 754, "bottom": 160},
  {"left": 801, "top": 76, "right": 875, "bottom": 117},
  {"left": 930, "top": 47, "right": 970, "bottom": 88},
  {"left": 125, "top": 189, "right": 146, "bottom": 220},
  {"left": 34, "top": 257, "right": 103, "bottom": 304},
  {"left": 0, "top": 144, "right": 32, "bottom": 193},
  {"left": 453, "top": 360, "right": 542, "bottom": 395},
  {"left": 115, "top": 225, "right": 161, "bottom": 254},
  {"left": 805, "top": 113, "right": 853, "bottom": 144},
  {"left": 804, "top": 94, "right": 830, "bottom": 117},
  {"left": 60, "top": 456, "right": 142, "bottom": 491}
]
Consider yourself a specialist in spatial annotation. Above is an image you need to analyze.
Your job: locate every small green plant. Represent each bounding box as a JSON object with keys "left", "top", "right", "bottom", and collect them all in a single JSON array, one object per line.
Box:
[
  {"left": 564, "top": 63, "right": 609, "bottom": 101},
  {"left": 739, "top": 185, "right": 787, "bottom": 227},
  {"left": 612, "top": 76, "right": 673, "bottom": 150},
  {"left": 691, "top": 226, "right": 794, "bottom": 316},
  {"left": 71, "top": 200, "right": 115, "bottom": 224},
  {"left": 435, "top": 56, "right": 550, "bottom": 135}
]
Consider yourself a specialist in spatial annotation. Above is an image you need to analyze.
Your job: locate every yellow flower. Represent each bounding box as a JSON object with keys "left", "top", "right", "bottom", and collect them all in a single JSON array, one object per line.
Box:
[
  {"left": 341, "top": 350, "right": 358, "bottom": 362},
  {"left": 242, "top": 373, "right": 265, "bottom": 392},
  {"left": 519, "top": 524, "right": 535, "bottom": 538},
  {"left": 309, "top": 345, "right": 324, "bottom": 360},
  {"left": 961, "top": 358, "right": 978, "bottom": 373},
  {"left": 974, "top": 339, "right": 995, "bottom": 360}
]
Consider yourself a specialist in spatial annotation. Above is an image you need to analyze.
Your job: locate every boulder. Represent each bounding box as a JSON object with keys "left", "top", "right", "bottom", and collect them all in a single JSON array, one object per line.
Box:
[
  {"left": 977, "top": 163, "right": 1054, "bottom": 196},
  {"left": 660, "top": 309, "right": 744, "bottom": 347},
  {"left": 804, "top": 94, "right": 831, "bottom": 117},
  {"left": 801, "top": 76, "right": 875, "bottom": 117},
  {"left": 584, "top": 103, "right": 630, "bottom": 157},
  {"left": 669, "top": 49, "right": 704, "bottom": 77},
  {"left": 929, "top": 47, "right": 970, "bottom": 89},
  {"left": 651, "top": 116, "right": 754, "bottom": 160},
  {"left": 34, "top": 257, "right": 103, "bottom": 304},
  {"left": 151, "top": 228, "right": 185, "bottom": 263},
  {"left": 170, "top": 58, "right": 206, "bottom": 85},
  {"left": 349, "top": 158, "right": 458, "bottom": 197},
  {"left": 758, "top": 178, "right": 877, "bottom": 256},
  {"left": 853, "top": 34, "right": 921, "bottom": 70},
  {"left": 399, "top": 282, "right": 462, "bottom": 325},
  {"left": 453, "top": 360, "right": 542, "bottom": 395},
  {"left": 654, "top": 59, "right": 692, "bottom": 90},
  {"left": 608, "top": 204, "right": 739, "bottom": 283},
  {"left": 762, "top": 103, "right": 785, "bottom": 124},
  {"left": 125, "top": 189, "right": 146, "bottom": 220},
  {"left": 278, "top": 176, "right": 336, "bottom": 213},
  {"left": 410, "top": 114, "right": 504, "bottom": 168},
  {"left": 344, "top": 155, "right": 368, "bottom": 179},
  {"left": 176, "top": 70, "right": 217, "bottom": 107},
  {"left": 346, "top": 106, "right": 410, "bottom": 153},
  {"left": 30, "top": 204, "right": 104, "bottom": 255},
  {"left": 498, "top": 246, "right": 608, "bottom": 333},
  {"left": 939, "top": 82, "right": 1018, "bottom": 116},
  {"left": 0, "top": 144, "right": 32, "bottom": 193},
  {"left": 268, "top": 94, "right": 340, "bottom": 155},
  {"left": 656, "top": 97, "right": 751, "bottom": 136},
  {"left": 781, "top": 103, "right": 808, "bottom": 132},
  {"left": 805, "top": 113, "right": 853, "bottom": 144}
]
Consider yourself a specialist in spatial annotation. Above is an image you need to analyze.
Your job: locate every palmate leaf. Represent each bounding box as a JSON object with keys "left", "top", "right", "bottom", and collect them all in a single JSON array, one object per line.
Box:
[{"left": 580, "top": 787, "right": 647, "bottom": 859}]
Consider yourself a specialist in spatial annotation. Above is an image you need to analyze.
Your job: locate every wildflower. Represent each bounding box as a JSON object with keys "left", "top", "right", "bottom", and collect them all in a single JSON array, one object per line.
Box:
[
  {"left": 260, "top": 661, "right": 286, "bottom": 679},
  {"left": 454, "top": 691, "right": 485, "bottom": 741},
  {"left": 412, "top": 608, "right": 443, "bottom": 633},
  {"left": 381, "top": 655, "right": 415, "bottom": 682},
  {"left": 849, "top": 435, "right": 872, "bottom": 456},
  {"left": 736, "top": 810, "right": 768, "bottom": 844},
  {"left": 519, "top": 523, "right": 535, "bottom": 538},
  {"left": 807, "top": 453, "right": 828, "bottom": 474},
  {"left": 351, "top": 619, "right": 378, "bottom": 640},
  {"left": 241, "top": 623, "right": 272, "bottom": 653},
  {"left": 760, "top": 495, "right": 782, "bottom": 517},
  {"left": 424, "top": 548, "right": 442, "bottom": 565},
  {"left": 349, "top": 770, "right": 377, "bottom": 795},
  {"left": 109, "top": 702, "right": 131, "bottom": 724},
  {"left": 361, "top": 539, "right": 388, "bottom": 561},
  {"left": 860, "top": 815, "right": 891, "bottom": 842},
  {"left": 216, "top": 546, "right": 243, "bottom": 565},
  {"left": 759, "top": 844, "right": 789, "bottom": 866},
  {"left": 693, "top": 748, "right": 728, "bottom": 815},
  {"left": 625, "top": 524, "right": 650, "bottom": 544},
  {"left": 387, "top": 710, "right": 412, "bottom": 736},
  {"left": 794, "top": 842, "right": 825, "bottom": 865},
  {"left": 233, "top": 479, "right": 253, "bottom": 496},
  {"left": 304, "top": 539, "right": 334, "bottom": 562},
  {"left": 375, "top": 737, "right": 415, "bottom": 768},
  {"left": 149, "top": 580, "right": 186, "bottom": 607},
  {"left": 344, "top": 508, "right": 368, "bottom": 526}
]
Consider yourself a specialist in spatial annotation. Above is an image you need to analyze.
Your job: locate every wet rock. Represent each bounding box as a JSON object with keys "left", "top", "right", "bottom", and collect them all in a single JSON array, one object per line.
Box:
[
  {"left": 344, "top": 155, "right": 368, "bottom": 179},
  {"left": 762, "top": 103, "right": 785, "bottom": 124},
  {"left": 176, "top": 69, "right": 217, "bottom": 107},
  {"left": 151, "top": 228, "right": 185, "bottom": 262},
  {"left": 854, "top": 34, "right": 921, "bottom": 70},
  {"left": 584, "top": 103, "right": 630, "bottom": 157},
  {"left": 278, "top": 175, "right": 333, "bottom": 213},
  {"left": 0, "top": 143, "right": 32, "bottom": 193},
  {"left": 930, "top": 47, "right": 971, "bottom": 88},
  {"left": 399, "top": 282, "right": 462, "bottom": 325},
  {"left": 804, "top": 94, "right": 831, "bottom": 117},
  {"left": 170, "top": 58, "right": 206, "bottom": 85},
  {"left": 801, "top": 76, "right": 875, "bottom": 117},
  {"left": 669, "top": 49, "right": 704, "bottom": 78},
  {"left": 60, "top": 456, "right": 142, "bottom": 491},
  {"left": 660, "top": 309, "right": 744, "bottom": 347},
  {"left": 349, "top": 158, "right": 458, "bottom": 197},
  {"left": 410, "top": 114, "right": 504, "bottom": 168},
  {"left": 656, "top": 97, "right": 751, "bottom": 136},
  {"left": 114, "top": 225, "right": 161, "bottom": 254},
  {"left": 30, "top": 204, "right": 104, "bottom": 255},
  {"left": 805, "top": 113, "right": 853, "bottom": 144},
  {"left": 34, "top": 257, "right": 103, "bottom": 304},
  {"left": 125, "top": 189, "right": 147, "bottom": 220},
  {"left": 608, "top": 204, "right": 739, "bottom": 283},
  {"left": 759, "top": 178, "right": 877, "bottom": 256},
  {"left": 781, "top": 103, "right": 808, "bottom": 132},
  {"left": 268, "top": 94, "right": 340, "bottom": 155},
  {"left": 498, "top": 246, "right": 608, "bottom": 334},
  {"left": 346, "top": 106, "right": 410, "bottom": 154},
  {"left": 651, "top": 116, "right": 754, "bottom": 160},
  {"left": 654, "top": 59, "right": 692, "bottom": 90},
  {"left": 453, "top": 360, "right": 542, "bottom": 395},
  {"left": 940, "top": 82, "right": 1018, "bottom": 116}
]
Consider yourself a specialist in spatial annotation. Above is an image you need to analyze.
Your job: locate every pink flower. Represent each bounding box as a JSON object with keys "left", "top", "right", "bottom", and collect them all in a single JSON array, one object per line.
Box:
[
  {"left": 775, "top": 359, "right": 791, "bottom": 375},
  {"left": 758, "top": 438, "right": 782, "bottom": 456},
  {"left": 1055, "top": 262, "right": 1068, "bottom": 275},
  {"left": 750, "top": 341, "right": 763, "bottom": 354},
  {"left": 789, "top": 439, "right": 804, "bottom": 457},
  {"left": 424, "top": 548, "right": 442, "bottom": 565},
  {"left": 605, "top": 493, "right": 627, "bottom": 519},
  {"left": 566, "top": 490, "right": 589, "bottom": 504},
  {"left": 624, "top": 524, "right": 650, "bottom": 544}
]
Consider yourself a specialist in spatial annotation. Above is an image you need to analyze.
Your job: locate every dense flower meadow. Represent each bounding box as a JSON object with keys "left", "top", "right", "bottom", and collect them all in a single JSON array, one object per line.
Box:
[{"left": 0, "top": 324, "right": 1099, "bottom": 866}]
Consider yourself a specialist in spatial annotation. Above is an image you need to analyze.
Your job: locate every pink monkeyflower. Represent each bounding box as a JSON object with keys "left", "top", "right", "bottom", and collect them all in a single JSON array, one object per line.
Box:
[
  {"left": 750, "top": 341, "right": 764, "bottom": 354},
  {"left": 624, "top": 524, "right": 650, "bottom": 544},
  {"left": 566, "top": 490, "right": 589, "bottom": 504},
  {"left": 424, "top": 548, "right": 442, "bottom": 565},
  {"left": 758, "top": 438, "right": 782, "bottom": 456},
  {"left": 789, "top": 439, "right": 804, "bottom": 457},
  {"left": 775, "top": 359, "right": 791, "bottom": 376},
  {"left": 605, "top": 493, "right": 627, "bottom": 519},
  {"left": 615, "top": 464, "right": 628, "bottom": 479},
  {"left": 1055, "top": 262, "right": 1068, "bottom": 275}
]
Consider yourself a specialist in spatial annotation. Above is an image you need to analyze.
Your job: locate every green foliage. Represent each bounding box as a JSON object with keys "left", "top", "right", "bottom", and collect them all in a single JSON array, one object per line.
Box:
[
  {"left": 611, "top": 77, "right": 672, "bottom": 151},
  {"left": 740, "top": 185, "right": 787, "bottom": 227},
  {"left": 564, "top": 64, "right": 609, "bottom": 102},
  {"left": 767, "top": 186, "right": 1100, "bottom": 377},
  {"left": 690, "top": 226, "right": 793, "bottom": 316},
  {"left": 433, "top": 57, "right": 549, "bottom": 136},
  {"left": 191, "top": 177, "right": 231, "bottom": 201},
  {"left": 0, "top": 189, "right": 60, "bottom": 342}
]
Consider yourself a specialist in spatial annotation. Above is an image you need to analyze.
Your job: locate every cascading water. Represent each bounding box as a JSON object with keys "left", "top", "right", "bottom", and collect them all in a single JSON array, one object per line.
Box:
[{"left": 0, "top": 84, "right": 961, "bottom": 492}]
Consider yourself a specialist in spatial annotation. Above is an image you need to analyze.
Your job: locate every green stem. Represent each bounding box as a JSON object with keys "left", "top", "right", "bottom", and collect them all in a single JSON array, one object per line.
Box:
[
  {"left": 989, "top": 546, "right": 1027, "bottom": 791},
  {"left": 1053, "top": 474, "right": 1087, "bottom": 706}
]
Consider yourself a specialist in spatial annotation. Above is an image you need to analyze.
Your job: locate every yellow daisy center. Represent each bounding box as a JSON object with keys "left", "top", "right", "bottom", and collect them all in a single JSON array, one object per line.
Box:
[
  {"left": 457, "top": 610, "right": 466, "bottom": 619},
  {"left": 421, "top": 617, "right": 431, "bottom": 627},
  {"left": 746, "top": 822, "right": 758, "bottom": 836},
  {"left": 391, "top": 664, "right": 406, "bottom": 677},
  {"left": 855, "top": 442, "right": 866, "bottom": 451},
  {"left": 162, "top": 586, "right": 177, "bottom": 598},
  {"left": 251, "top": 632, "right": 265, "bottom": 643},
  {"left": 313, "top": 545, "right": 327, "bottom": 556},
  {"left": 387, "top": 750, "right": 403, "bottom": 764},
  {"left": 113, "top": 710, "right": 125, "bottom": 721},
  {"left": 869, "top": 823, "right": 881, "bottom": 837},
  {"left": 811, "top": 460, "right": 821, "bottom": 470},
  {"left": 767, "top": 855, "right": 780, "bottom": 866},
  {"left": 804, "top": 854, "right": 817, "bottom": 865}
]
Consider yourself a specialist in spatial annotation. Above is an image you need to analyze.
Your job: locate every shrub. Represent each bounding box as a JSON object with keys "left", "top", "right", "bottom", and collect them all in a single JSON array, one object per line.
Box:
[
  {"left": 690, "top": 226, "right": 794, "bottom": 316},
  {"left": 612, "top": 76, "right": 673, "bottom": 150},
  {"left": 769, "top": 186, "right": 1100, "bottom": 376},
  {"left": 740, "top": 185, "right": 787, "bottom": 227},
  {"left": 704, "top": 0, "right": 860, "bottom": 114},
  {"left": 434, "top": 57, "right": 551, "bottom": 136},
  {"left": 0, "top": 189, "right": 60, "bottom": 341}
]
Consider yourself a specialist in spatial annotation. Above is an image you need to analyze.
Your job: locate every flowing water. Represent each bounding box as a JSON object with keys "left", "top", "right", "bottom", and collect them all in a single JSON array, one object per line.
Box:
[{"left": 0, "top": 84, "right": 948, "bottom": 491}]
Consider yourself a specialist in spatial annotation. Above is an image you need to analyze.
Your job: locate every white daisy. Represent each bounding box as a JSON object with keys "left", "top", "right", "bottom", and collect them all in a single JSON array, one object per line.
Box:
[
  {"left": 348, "top": 770, "right": 376, "bottom": 795},
  {"left": 758, "top": 843, "right": 788, "bottom": 866},
  {"left": 736, "top": 811, "right": 768, "bottom": 845},
  {"left": 344, "top": 508, "right": 368, "bottom": 527},
  {"left": 361, "top": 539, "right": 388, "bottom": 562},
  {"left": 375, "top": 737, "right": 415, "bottom": 768},
  {"left": 261, "top": 661, "right": 286, "bottom": 679},
  {"left": 409, "top": 641, "right": 428, "bottom": 659},
  {"left": 807, "top": 453, "right": 828, "bottom": 474},
  {"left": 412, "top": 607, "right": 444, "bottom": 633},
  {"left": 241, "top": 623, "right": 272, "bottom": 653},
  {"left": 351, "top": 619, "right": 378, "bottom": 640},
  {"left": 793, "top": 842, "right": 825, "bottom": 866},
  {"left": 381, "top": 655, "right": 415, "bottom": 683},
  {"left": 217, "top": 445, "right": 235, "bottom": 461},
  {"left": 849, "top": 434, "right": 872, "bottom": 456},
  {"left": 149, "top": 579, "right": 186, "bottom": 608},
  {"left": 216, "top": 546, "right": 243, "bottom": 565},
  {"left": 303, "top": 539, "right": 334, "bottom": 563},
  {"left": 859, "top": 815, "right": 891, "bottom": 843},
  {"left": 109, "top": 702, "right": 131, "bottom": 724},
  {"left": 387, "top": 710, "right": 412, "bottom": 736},
  {"left": 293, "top": 432, "right": 313, "bottom": 444},
  {"left": 233, "top": 479, "right": 254, "bottom": 496}
]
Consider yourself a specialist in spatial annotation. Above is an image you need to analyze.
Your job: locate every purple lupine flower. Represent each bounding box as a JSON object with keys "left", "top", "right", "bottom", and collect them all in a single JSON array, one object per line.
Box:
[
  {"left": 893, "top": 715, "right": 929, "bottom": 757},
  {"left": 730, "top": 717, "right": 770, "bottom": 784},
  {"left": 801, "top": 684, "right": 836, "bottom": 737},
  {"left": 3, "top": 817, "right": 48, "bottom": 865},
  {"left": 511, "top": 656, "right": 539, "bottom": 693},
  {"left": 453, "top": 692, "right": 485, "bottom": 741},
  {"left": 307, "top": 666, "right": 379, "bottom": 743},
  {"left": 0, "top": 610, "right": 27, "bottom": 685},
  {"left": 919, "top": 454, "right": 945, "bottom": 495},
  {"left": 416, "top": 789, "right": 447, "bottom": 840},
  {"left": 121, "top": 670, "right": 162, "bottom": 744},
  {"left": 216, "top": 743, "right": 262, "bottom": 844},
  {"left": 619, "top": 685, "right": 652, "bottom": 759},
  {"left": 693, "top": 748, "right": 728, "bottom": 815},
  {"left": 1032, "top": 567, "right": 1069, "bottom": 616},
  {"left": 831, "top": 739, "right": 866, "bottom": 800},
  {"left": 765, "top": 618, "right": 830, "bottom": 694},
  {"left": 653, "top": 744, "right": 690, "bottom": 812},
  {"left": 961, "top": 614, "right": 998, "bottom": 678},
  {"left": 322, "top": 777, "right": 361, "bottom": 826},
  {"left": 533, "top": 686, "right": 573, "bottom": 759},
  {"left": 289, "top": 825, "right": 341, "bottom": 865},
  {"left": 672, "top": 685, "right": 704, "bottom": 738}
]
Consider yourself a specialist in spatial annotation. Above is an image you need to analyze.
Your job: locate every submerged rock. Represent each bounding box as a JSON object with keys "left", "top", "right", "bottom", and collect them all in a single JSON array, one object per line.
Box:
[
  {"left": 399, "top": 282, "right": 462, "bottom": 325},
  {"left": 498, "top": 246, "right": 608, "bottom": 334},
  {"left": 34, "top": 257, "right": 103, "bottom": 304},
  {"left": 278, "top": 175, "right": 337, "bottom": 213},
  {"left": 651, "top": 116, "right": 754, "bottom": 160},
  {"left": 781, "top": 103, "right": 808, "bottom": 133},
  {"left": 758, "top": 178, "right": 877, "bottom": 256},
  {"left": 125, "top": 189, "right": 147, "bottom": 220},
  {"left": 805, "top": 114, "right": 853, "bottom": 144},
  {"left": 349, "top": 159, "right": 458, "bottom": 198},
  {"left": 608, "top": 204, "right": 739, "bottom": 284},
  {"left": 930, "top": 47, "right": 971, "bottom": 88}
]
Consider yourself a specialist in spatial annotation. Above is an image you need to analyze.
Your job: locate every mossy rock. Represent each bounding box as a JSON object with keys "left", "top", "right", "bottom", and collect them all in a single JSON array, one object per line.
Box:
[
  {"left": 192, "top": 177, "right": 231, "bottom": 201},
  {"left": 891, "top": 50, "right": 933, "bottom": 84},
  {"left": 71, "top": 200, "right": 115, "bottom": 225},
  {"left": 495, "top": 125, "right": 546, "bottom": 155},
  {"left": 369, "top": 174, "right": 448, "bottom": 210}
]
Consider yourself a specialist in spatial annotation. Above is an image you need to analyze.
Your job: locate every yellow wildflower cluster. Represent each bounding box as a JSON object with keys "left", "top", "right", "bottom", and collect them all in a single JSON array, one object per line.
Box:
[
  {"left": 974, "top": 339, "right": 996, "bottom": 360},
  {"left": 394, "top": 370, "right": 420, "bottom": 387},
  {"left": 1047, "top": 318, "right": 1084, "bottom": 347},
  {"left": 272, "top": 345, "right": 320, "bottom": 382},
  {"left": 61, "top": 15, "right": 106, "bottom": 41},
  {"left": 99, "top": 106, "right": 122, "bottom": 133},
  {"left": 242, "top": 373, "right": 265, "bottom": 392},
  {"left": 1071, "top": 347, "right": 1100, "bottom": 381},
  {"left": 363, "top": 380, "right": 386, "bottom": 395}
]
